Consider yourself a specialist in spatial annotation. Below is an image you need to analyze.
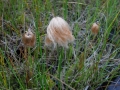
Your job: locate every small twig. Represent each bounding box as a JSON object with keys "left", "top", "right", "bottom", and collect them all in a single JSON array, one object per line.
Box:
[
  {"left": 67, "top": 2, "right": 87, "bottom": 6},
  {"left": 58, "top": 1, "right": 87, "bottom": 6}
]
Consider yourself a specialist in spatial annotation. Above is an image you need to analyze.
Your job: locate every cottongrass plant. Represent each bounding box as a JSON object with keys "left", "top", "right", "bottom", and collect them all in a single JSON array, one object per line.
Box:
[{"left": 22, "top": 28, "right": 36, "bottom": 88}]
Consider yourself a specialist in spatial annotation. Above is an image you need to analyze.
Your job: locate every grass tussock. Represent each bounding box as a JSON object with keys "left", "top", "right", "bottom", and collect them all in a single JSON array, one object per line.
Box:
[{"left": 0, "top": 0, "right": 120, "bottom": 90}]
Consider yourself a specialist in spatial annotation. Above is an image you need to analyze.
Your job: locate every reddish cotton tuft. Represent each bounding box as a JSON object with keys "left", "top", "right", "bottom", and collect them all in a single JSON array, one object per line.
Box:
[
  {"left": 22, "top": 28, "right": 36, "bottom": 47},
  {"left": 45, "top": 34, "right": 53, "bottom": 46},
  {"left": 91, "top": 22, "right": 99, "bottom": 35}
]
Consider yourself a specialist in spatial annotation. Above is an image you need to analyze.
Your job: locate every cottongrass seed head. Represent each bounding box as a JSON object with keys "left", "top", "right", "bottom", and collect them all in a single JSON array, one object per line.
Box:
[
  {"left": 22, "top": 28, "right": 36, "bottom": 47},
  {"left": 45, "top": 16, "right": 75, "bottom": 48},
  {"left": 91, "top": 22, "right": 99, "bottom": 35}
]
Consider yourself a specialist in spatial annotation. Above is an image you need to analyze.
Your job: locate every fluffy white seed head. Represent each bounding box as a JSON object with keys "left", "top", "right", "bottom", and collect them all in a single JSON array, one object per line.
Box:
[{"left": 45, "top": 17, "right": 75, "bottom": 48}]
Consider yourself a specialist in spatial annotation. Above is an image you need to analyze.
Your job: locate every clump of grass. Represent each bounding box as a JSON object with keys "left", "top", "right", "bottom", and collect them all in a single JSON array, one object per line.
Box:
[{"left": 0, "top": 0, "right": 120, "bottom": 90}]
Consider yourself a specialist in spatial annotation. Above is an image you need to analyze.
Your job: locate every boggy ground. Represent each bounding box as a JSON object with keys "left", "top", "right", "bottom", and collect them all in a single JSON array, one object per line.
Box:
[{"left": 0, "top": 0, "right": 120, "bottom": 90}]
